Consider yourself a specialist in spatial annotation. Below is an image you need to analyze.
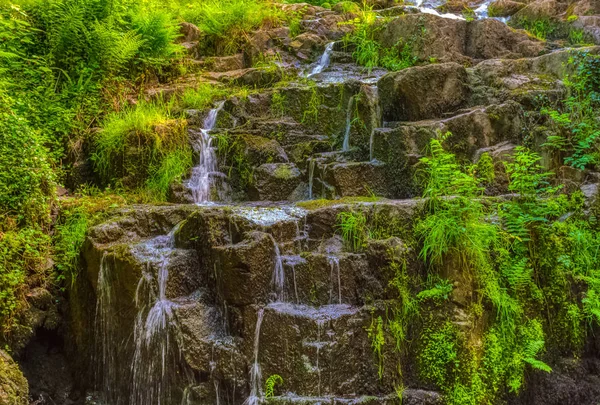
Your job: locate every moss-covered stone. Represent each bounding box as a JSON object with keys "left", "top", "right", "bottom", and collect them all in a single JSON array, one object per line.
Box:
[{"left": 0, "top": 351, "right": 28, "bottom": 405}]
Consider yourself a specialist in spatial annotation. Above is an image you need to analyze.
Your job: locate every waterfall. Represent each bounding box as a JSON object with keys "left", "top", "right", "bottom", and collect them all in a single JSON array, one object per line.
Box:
[
  {"left": 308, "top": 42, "right": 334, "bottom": 77},
  {"left": 95, "top": 253, "right": 118, "bottom": 403},
  {"left": 308, "top": 158, "right": 316, "bottom": 200},
  {"left": 130, "top": 225, "right": 186, "bottom": 405},
  {"left": 369, "top": 86, "right": 381, "bottom": 161},
  {"left": 327, "top": 256, "right": 342, "bottom": 305},
  {"left": 342, "top": 96, "right": 355, "bottom": 152},
  {"left": 268, "top": 235, "right": 286, "bottom": 302},
  {"left": 244, "top": 308, "right": 265, "bottom": 405},
  {"left": 188, "top": 101, "right": 225, "bottom": 203}
]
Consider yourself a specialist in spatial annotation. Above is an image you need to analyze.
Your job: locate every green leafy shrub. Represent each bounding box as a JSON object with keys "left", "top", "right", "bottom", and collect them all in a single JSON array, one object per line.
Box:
[
  {"left": 542, "top": 52, "right": 600, "bottom": 170},
  {"left": 0, "top": 112, "right": 56, "bottom": 225}
]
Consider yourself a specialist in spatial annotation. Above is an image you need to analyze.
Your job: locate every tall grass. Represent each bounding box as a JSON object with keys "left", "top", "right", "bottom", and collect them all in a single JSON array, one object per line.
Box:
[{"left": 92, "top": 100, "right": 190, "bottom": 196}]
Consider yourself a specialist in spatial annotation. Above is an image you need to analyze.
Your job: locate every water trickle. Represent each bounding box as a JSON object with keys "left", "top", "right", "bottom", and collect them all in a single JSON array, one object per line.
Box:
[
  {"left": 188, "top": 101, "right": 226, "bottom": 204},
  {"left": 268, "top": 235, "right": 286, "bottom": 302},
  {"left": 244, "top": 308, "right": 265, "bottom": 405},
  {"left": 368, "top": 86, "right": 381, "bottom": 161},
  {"left": 95, "top": 253, "right": 118, "bottom": 402},
  {"left": 283, "top": 255, "right": 305, "bottom": 304},
  {"left": 327, "top": 256, "right": 342, "bottom": 305},
  {"left": 308, "top": 42, "right": 335, "bottom": 77},
  {"left": 308, "top": 158, "right": 316, "bottom": 200},
  {"left": 342, "top": 96, "right": 355, "bottom": 152},
  {"left": 316, "top": 319, "right": 324, "bottom": 397}
]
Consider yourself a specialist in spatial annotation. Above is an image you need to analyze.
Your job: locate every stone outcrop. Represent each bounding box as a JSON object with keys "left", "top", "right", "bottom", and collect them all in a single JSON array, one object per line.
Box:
[{"left": 378, "top": 63, "right": 470, "bottom": 121}]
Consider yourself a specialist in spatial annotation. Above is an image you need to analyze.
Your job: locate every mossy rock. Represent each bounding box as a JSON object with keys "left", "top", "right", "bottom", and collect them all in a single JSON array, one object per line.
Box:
[{"left": 0, "top": 351, "right": 28, "bottom": 405}]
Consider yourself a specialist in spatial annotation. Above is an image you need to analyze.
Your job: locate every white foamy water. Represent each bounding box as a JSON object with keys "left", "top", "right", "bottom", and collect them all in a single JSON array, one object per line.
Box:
[
  {"left": 342, "top": 96, "right": 355, "bottom": 152},
  {"left": 188, "top": 101, "right": 226, "bottom": 204},
  {"left": 308, "top": 42, "right": 335, "bottom": 77},
  {"left": 244, "top": 308, "right": 265, "bottom": 405}
]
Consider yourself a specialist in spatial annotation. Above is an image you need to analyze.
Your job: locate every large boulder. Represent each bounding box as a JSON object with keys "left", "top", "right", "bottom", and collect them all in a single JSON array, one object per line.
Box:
[
  {"left": 466, "top": 19, "right": 545, "bottom": 59},
  {"left": 377, "top": 14, "right": 469, "bottom": 64},
  {"left": 512, "top": 0, "right": 568, "bottom": 21},
  {"left": 0, "top": 351, "right": 28, "bottom": 405},
  {"left": 378, "top": 63, "right": 470, "bottom": 121}
]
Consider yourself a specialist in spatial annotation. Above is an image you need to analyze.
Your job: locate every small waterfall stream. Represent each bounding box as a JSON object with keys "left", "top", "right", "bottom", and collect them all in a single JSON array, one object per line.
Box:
[
  {"left": 269, "top": 234, "right": 286, "bottom": 303},
  {"left": 130, "top": 226, "right": 181, "bottom": 405},
  {"left": 244, "top": 308, "right": 265, "bottom": 405},
  {"left": 188, "top": 101, "right": 226, "bottom": 203},
  {"left": 95, "top": 253, "right": 118, "bottom": 403},
  {"left": 308, "top": 42, "right": 335, "bottom": 77},
  {"left": 327, "top": 256, "right": 342, "bottom": 305},
  {"left": 368, "top": 86, "right": 381, "bottom": 161},
  {"left": 342, "top": 96, "right": 355, "bottom": 152}
]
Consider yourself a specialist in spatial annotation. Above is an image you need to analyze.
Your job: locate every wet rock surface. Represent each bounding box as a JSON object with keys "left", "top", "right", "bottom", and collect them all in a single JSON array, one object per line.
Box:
[{"left": 37, "top": 0, "right": 600, "bottom": 404}]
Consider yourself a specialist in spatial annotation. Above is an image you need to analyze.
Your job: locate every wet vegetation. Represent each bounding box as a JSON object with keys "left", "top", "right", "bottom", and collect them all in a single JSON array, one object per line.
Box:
[{"left": 2, "top": 0, "right": 600, "bottom": 403}]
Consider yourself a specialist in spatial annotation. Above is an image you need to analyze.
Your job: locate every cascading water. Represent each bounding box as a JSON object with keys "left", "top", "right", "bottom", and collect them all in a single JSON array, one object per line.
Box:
[
  {"left": 327, "top": 256, "right": 342, "bottom": 305},
  {"left": 130, "top": 225, "right": 187, "bottom": 405},
  {"left": 342, "top": 96, "right": 355, "bottom": 152},
  {"left": 308, "top": 42, "right": 335, "bottom": 77},
  {"left": 188, "top": 101, "right": 226, "bottom": 204},
  {"left": 95, "top": 253, "right": 119, "bottom": 403},
  {"left": 368, "top": 86, "right": 381, "bottom": 161},
  {"left": 244, "top": 308, "right": 265, "bottom": 405},
  {"left": 268, "top": 235, "right": 286, "bottom": 302}
]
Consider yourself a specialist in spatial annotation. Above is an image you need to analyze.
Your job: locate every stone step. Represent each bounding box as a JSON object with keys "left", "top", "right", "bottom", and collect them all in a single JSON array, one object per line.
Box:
[
  {"left": 262, "top": 389, "right": 441, "bottom": 404},
  {"left": 255, "top": 302, "right": 379, "bottom": 398}
]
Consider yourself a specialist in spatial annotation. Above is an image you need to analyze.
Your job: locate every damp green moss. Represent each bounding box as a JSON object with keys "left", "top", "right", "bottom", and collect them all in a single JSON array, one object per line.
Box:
[{"left": 296, "top": 196, "right": 381, "bottom": 210}]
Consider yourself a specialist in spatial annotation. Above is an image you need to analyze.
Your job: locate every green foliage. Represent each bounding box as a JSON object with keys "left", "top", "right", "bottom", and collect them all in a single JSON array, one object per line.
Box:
[
  {"left": 515, "top": 17, "right": 558, "bottom": 40},
  {"left": 336, "top": 210, "right": 368, "bottom": 252},
  {"left": 302, "top": 82, "right": 322, "bottom": 124},
  {"left": 182, "top": 0, "right": 279, "bottom": 53},
  {"left": 542, "top": 52, "right": 600, "bottom": 170},
  {"left": 264, "top": 374, "right": 283, "bottom": 398},
  {"left": 91, "top": 100, "right": 190, "bottom": 196},
  {"left": 179, "top": 84, "right": 227, "bottom": 111},
  {"left": 366, "top": 314, "right": 386, "bottom": 379},
  {"left": 271, "top": 90, "right": 286, "bottom": 117},
  {"left": 476, "top": 152, "right": 495, "bottom": 184},
  {"left": 0, "top": 226, "right": 51, "bottom": 331},
  {"left": 146, "top": 148, "right": 193, "bottom": 200},
  {"left": 417, "top": 278, "right": 453, "bottom": 303},
  {"left": 0, "top": 110, "right": 56, "bottom": 226},
  {"left": 343, "top": 6, "right": 418, "bottom": 72},
  {"left": 416, "top": 132, "right": 493, "bottom": 271},
  {"left": 418, "top": 323, "right": 459, "bottom": 389}
]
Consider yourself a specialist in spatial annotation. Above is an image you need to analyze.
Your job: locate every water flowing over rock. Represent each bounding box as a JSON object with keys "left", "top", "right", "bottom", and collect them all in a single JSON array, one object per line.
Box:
[
  {"left": 308, "top": 42, "right": 335, "bottom": 77},
  {"left": 188, "top": 101, "right": 227, "bottom": 203},
  {"left": 51, "top": 2, "right": 600, "bottom": 404}
]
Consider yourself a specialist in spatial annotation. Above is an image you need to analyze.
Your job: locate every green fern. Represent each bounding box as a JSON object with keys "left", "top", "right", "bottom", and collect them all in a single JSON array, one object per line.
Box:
[{"left": 264, "top": 374, "right": 283, "bottom": 398}]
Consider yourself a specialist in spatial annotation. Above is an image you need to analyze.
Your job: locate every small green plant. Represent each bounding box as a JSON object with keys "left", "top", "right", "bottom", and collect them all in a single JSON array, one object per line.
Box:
[
  {"left": 476, "top": 152, "right": 495, "bottom": 184},
  {"left": 179, "top": 84, "right": 227, "bottom": 111},
  {"left": 302, "top": 83, "right": 322, "bottom": 124},
  {"left": 462, "top": 7, "right": 475, "bottom": 22},
  {"left": 366, "top": 314, "right": 386, "bottom": 379},
  {"left": 264, "top": 374, "right": 284, "bottom": 398},
  {"left": 271, "top": 91, "right": 286, "bottom": 117},
  {"left": 336, "top": 210, "right": 368, "bottom": 252},
  {"left": 417, "top": 278, "right": 453, "bottom": 303}
]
